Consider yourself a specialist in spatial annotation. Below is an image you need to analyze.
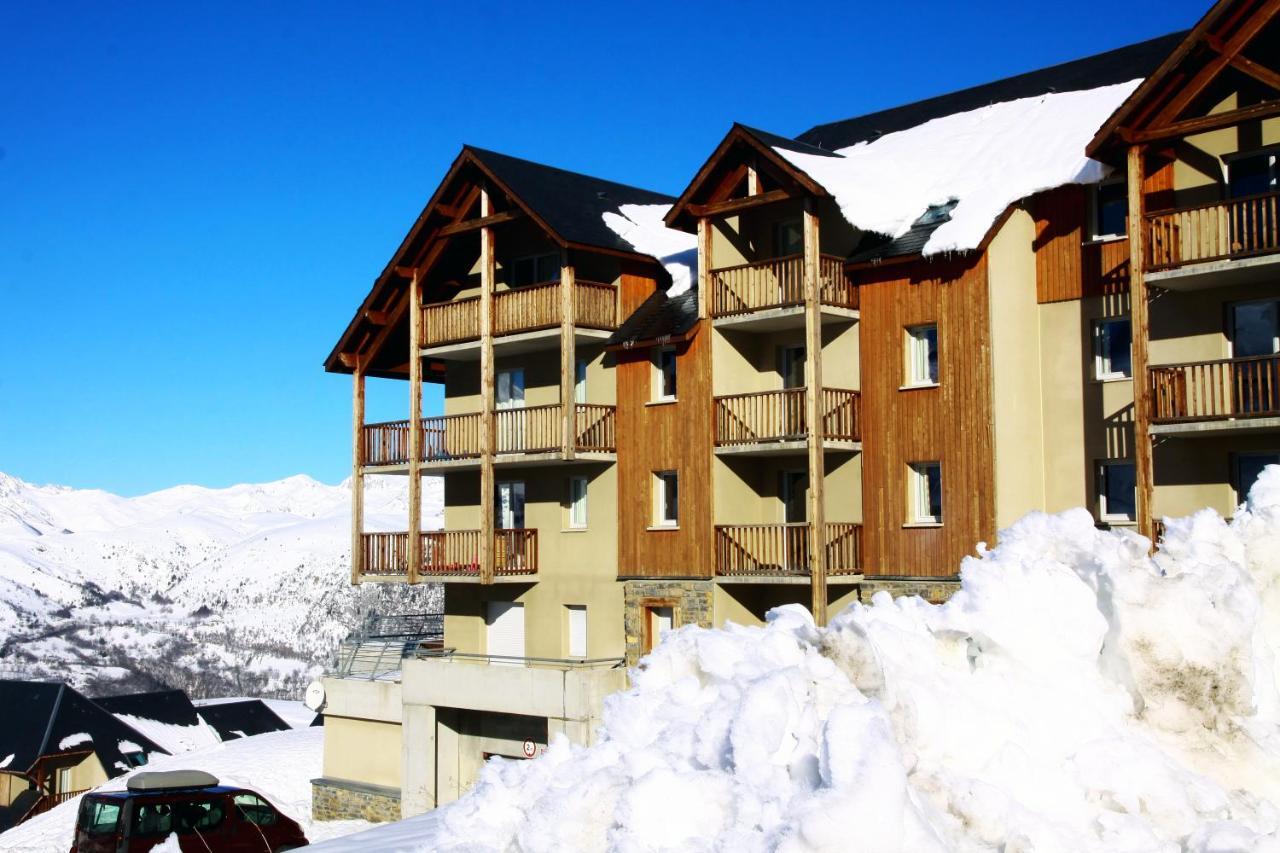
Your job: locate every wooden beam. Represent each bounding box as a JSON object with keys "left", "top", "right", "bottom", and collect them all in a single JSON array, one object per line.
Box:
[
  {"left": 1130, "top": 98, "right": 1280, "bottom": 143},
  {"left": 364, "top": 310, "right": 391, "bottom": 326},
  {"left": 561, "top": 250, "right": 577, "bottom": 462},
  {"left": 407, "top": 269, "right": 423, "bottom": 585},
  {"left": 746, "top": 159, "right": 760, "bottom": 196},
  {"left": 1128, "top": 145, "right": 1155, "bottom": 543},
  {"left": 437, "top": 209, "right": 524, "bottom": 237},
  {"left": 688, "top": 188, "right": 791, "bottom": 219},
  {"left": 337, "top": 352, "right": 359, "bottom": 369},
  {"left": 479, "top": 189, "right": 497, "bottom": 586},
  {"left": 351, "top": 359, "right": 365, "bottom": 585},
  {"left": 1230, "top": 53, "right": 1280, "bottom": 93},
  {"left": 803, "top": 201, "right": 827, "bottom": 627},
  {"left": 697, "top": 217, "right": 711, "bottom": 320}
]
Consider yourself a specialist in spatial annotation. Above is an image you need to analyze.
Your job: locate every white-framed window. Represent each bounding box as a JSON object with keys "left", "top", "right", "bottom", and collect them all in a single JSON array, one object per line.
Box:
[
  {"left": 654, "top": 470, "right": 679, "bottom": 527},
  {"left": 775, "top": 218, "right": 804, "bottom": 256},
  {"left": 907, "top": 461, "right": 943, "bottom": 524},
  {"left": 1090, "top": 179, "right": 1128, "bottom": 240},
  {"left": 653, "top": 346, "right": 677, "bottom": 401},
  {"left": 1234, "top": 452, "right": 1280, "bottom": 505},
  {"left": 1093, "top": 317, "right": 1132, "bottom": 380},
  {"left": 512, "top": 252, "right": 561, "bottom": 287},
  {"left": 495, "top": 481, "right": 526, "bottom": 529},
  {"left": 574, "top": 356, "right": 588, "bottom": 404},
  {"left": 567, "top": 476, "right": 588, "bottom": 529},
  {"left": 904, "top": 324, "right": 939, "bottom": 387},
  {"left": 566, "top": 605, "right": 587, "bottom": 658},
  {"left": 1097, "top": 461, "right": 1137, "bottom": 522}
]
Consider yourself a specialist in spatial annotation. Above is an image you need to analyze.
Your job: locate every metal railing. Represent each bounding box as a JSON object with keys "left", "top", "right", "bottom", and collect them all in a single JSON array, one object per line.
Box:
[
  {"left": 332, "top": 611, "right": 444, "bottom": 680},
  {"left": 415, "top": 648, "right": 624, "bottom": 670}
]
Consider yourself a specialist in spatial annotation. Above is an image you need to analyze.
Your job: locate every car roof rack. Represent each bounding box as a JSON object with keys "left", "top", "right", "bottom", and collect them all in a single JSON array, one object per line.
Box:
[{"left": 126, "top": 770, "right": 220, "bottom": 792}]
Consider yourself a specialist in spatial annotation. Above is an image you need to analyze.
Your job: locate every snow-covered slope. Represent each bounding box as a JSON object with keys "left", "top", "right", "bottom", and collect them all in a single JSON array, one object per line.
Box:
[
  {"left": 0, "top": 472, "right": 441, "bottom": 697},
  {"left": 313, "top": 472, "right": 1280, "bottom": 853}
]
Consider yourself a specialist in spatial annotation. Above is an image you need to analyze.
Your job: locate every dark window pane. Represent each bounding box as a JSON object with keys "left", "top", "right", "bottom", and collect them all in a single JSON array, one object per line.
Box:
[
  {"left": 926, "top": 464, "right": 943, "bottom": 520},
  {"left": 1096, "top": 182, "right": 1128, "bottom": 236},
  {"left": 1104, "top": 464, "right": 1136, "bottom": 519},
  {"left": 1230, "top": 154, "right": 1272, "bottom": 199}
]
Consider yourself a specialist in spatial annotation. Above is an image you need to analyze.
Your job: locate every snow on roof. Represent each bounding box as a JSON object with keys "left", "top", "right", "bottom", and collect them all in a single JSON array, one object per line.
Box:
[
  {"left": 602, "top": 204, "right": 698, "bottom": 295},
  {"left": 57, "top": 733, "right": 91, "bottom": 750},
  {"left": 775, "top": 79, "right": 1142, "bottom": 257},
  {"left": 0, "top": 754, "right": 13, "bottom": 769},
  {"left": 117, "top": 740, "right": 142, "bottom": 754}
]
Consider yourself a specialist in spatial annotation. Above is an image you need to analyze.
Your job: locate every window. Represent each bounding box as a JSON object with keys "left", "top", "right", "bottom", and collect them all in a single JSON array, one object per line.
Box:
[
  {"left": 495, "top": 481, "right": 526, "bottom": 529},
  {"left": 908, "top": 462, "right": 943, "bottom": 524},
  {"left": 779, "top": 345, "right": 805, "bottom": 389},
  {"left": 512, "top": 252, "right": 561, "bottom": 287},
  {"left": 1228, "top": 148, "right": 1278, "bottom": 199},
  {"left": 80, "top": 799, "right": 121, "bottom": 836},
  {"left": 775, "top": 218, "right": 804, "bottom": 256},
  {"left": 1097, "top": 461, "right": 1137, "bottom": 522},
  {"left": 653, "top": 346, "right": 677, "bottom": 401},
  {"left": 233, "top": 793, "right": 279, "bottom": 827},
  {"left": 486, "top": 601, "right": 526, "bottom": 661},
  {"left": 122, "top": 751, "right": 148, "bottom": 768},
  {"left": 1091, "top": 180, "right": 1128, "bottom": 239},
  {"left": 654, "top": 471, "right": 679, "bottom": 527},
  {"left": 1094, "top": 317, "right": 1132, "bottom": 380},
  {"left": 905, "top": 325, "right": 939, "bottom": 387},
  {"left": 57, "top": 768, "right": 73, "bottom": 794},
  {"left": 574, "top": 357, "right": 588, "bottom": 404},
  {"left": 1235, "top": 453, "right": 1280, "bottom": 505},
  {"left": 566, "top": 605, "right": 587, "bottom": 658},
  {"left": 567, "top": 476, "right": 588, "bottom": 529}
]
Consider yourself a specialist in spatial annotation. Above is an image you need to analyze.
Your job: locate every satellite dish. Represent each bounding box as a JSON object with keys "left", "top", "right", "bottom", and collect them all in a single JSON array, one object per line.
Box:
[{"left": 304, "top": 680, "right": 327, "bottom": 712}]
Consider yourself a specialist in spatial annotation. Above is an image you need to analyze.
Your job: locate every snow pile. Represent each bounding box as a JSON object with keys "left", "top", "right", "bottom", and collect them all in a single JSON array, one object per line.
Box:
[
  {"left": 314, "top": 470, "right": 1280, "bottom": 853},
  {"left": 57, "top": 733, "right": 91, "bottom": 750},
  {"left": 110, "top": 713, "right": 222, "bottom": 755},
  {"left": 603, "top": 203, "right": 698, "bottom": 295},
  {"left": 776, "top": 80, "right": 1141, "bottom": 256},
  {"left": 0, "top": 728, "right": 370, "bottom": 852}
]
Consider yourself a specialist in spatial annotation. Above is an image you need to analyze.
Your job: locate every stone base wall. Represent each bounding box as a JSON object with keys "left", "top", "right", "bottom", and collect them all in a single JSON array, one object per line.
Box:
[
  {"left": 623, "top": 580, "right": 713, "bottom": 667},
  {"left": 311, "top": 777, "right": 402, "bottom": 823},
  {"left": 857, "top": 577, "right": 961, "bottom": 604}
]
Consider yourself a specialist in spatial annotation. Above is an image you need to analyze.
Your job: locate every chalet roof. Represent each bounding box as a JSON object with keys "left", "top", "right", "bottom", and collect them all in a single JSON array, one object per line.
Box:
[
  {"left": 194, "top": 700, "right": 291, "bottom": 741},
  {"left": 734, "top": 125, "right": 839, "bottom": 159},
  {"left": 606, "top": 287, "right": 699, "bottom": 349},
  {"left": 848, "top": 200, "right": 959, "bottom": 264},
  {"left": 798, "top": 31, "right": 1188, "bottom": 151},
  {"left": 463, "top": 147, "right": 676, "bottom": 254},
  {"left": 94, "top": 689, "right": 203, "bottom": 728},
  {"left": 0, "top": 681, "right": 167, "bottom": 778}
]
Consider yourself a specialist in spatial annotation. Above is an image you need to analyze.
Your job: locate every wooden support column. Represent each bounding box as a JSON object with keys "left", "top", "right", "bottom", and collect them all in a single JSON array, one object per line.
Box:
[
  {"left": 803, "top": 200, "right": 827, "bottom": 626},
  {"left": 560, "top": 249, "right": 577, "bottom": 460},
  {"left": 1128, "top": 145, "right": 1155, "bottom": 541},
  {"left": 350, "top": 358, "right": 365, "bottom": 585},
  {"left": 479, "top": 190, "right": 497, "bottom": 585},
  {"left": 697, "top": 217, "right": 712, "bottom": 320},
  {"left": 407, "top": 270, "right": 423, "bottom": 584}
]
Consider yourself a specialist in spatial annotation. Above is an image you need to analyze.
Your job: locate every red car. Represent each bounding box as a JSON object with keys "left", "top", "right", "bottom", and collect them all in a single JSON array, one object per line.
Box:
[{"left": 71, "top": 770, "right": 308, "bottom": 853}]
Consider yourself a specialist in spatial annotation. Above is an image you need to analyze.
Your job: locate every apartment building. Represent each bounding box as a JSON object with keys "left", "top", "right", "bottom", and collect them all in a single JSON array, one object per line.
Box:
[{"left": 314, "top": 0, "right": 1279, "bottom": 821}]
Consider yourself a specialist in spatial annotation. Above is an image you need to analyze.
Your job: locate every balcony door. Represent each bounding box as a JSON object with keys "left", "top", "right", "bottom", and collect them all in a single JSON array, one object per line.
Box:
[
  {"left": 495, "top": 481, "right": 525, "bottom": 530},
  {"left": 1230, "top": 300, "right": 1280, "bottom": 415},
  {"left": 780, "top": 470, "right": 808, "bottom": 573},
  {"left": 779, "top": 346, "right": 806, "bottom": 437},
  {"left": 496, "top": 368, "right": 525, "bottom": 451},
  {"left": 1227, "top": 150, "right": 1278, "bottom": 254}
]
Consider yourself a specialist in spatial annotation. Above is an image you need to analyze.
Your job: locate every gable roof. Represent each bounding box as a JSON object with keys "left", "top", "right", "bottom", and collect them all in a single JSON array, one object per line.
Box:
[
  {"left": 194, "top": 700, "right": 291, "bottom": 741},
  {"left": 606, "top": 287, "right": 699, "bottom": 349},
  {"left": 94, "top": 689, "right": 203, "bottom": 728},
  {"left": 0, "top": 681, "right": 167, "bottom": 778},
  {"left": 799, "top": 31, "right": 1188, "bottom": 151}
]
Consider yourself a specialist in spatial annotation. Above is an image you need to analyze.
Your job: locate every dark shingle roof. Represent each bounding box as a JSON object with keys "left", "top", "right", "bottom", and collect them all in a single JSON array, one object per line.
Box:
[
  {"left": 797, "top": 32, "right": 1188, "bottom": 151},
  {"left": 195, "top": 701, "right": 291, "bottom": 741},
  {"left": 735, "top": 125, "right": 841, "bottom": 159},
  {"left": 0, "top": 681, "right": 167, "bottom": 777},
  {"left": 849, "top": 200, "right": 960, "bottom": 263},
  {"left": 607, "top": 288, "right": 699, "bottom": 348},
  {"left": 466, "top": 147, "right": 676, "bottom": 255},
  {"left": 95, "top": 689, "right": 202, "bottom": 729}
]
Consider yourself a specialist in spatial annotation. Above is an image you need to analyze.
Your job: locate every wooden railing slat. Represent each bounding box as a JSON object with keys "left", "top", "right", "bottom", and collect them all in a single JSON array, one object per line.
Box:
[
  {"left": 1149, "top": 354, "right": 1280, "bottom": 423},
  {"left": 1144, "top": 191, "right": 1280, "bottom": 269},
  {"left": 713, "top": 522, "right": 862, "bottom": 576}
]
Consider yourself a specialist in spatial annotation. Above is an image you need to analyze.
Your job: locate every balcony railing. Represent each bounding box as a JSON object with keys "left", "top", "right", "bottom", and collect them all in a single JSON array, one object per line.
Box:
[
  {"left": 359, "top": 530, "right": 538, "bottom": 577},
  {"left": 1145, "top": 191, "right": 1280, "bottom": 271},
  {"left": 714, "top": 522, "right": 862, "bottom": 577},
  {"left": 420, "top": 280, "right": 617, "bottom": 347},
  {"left": 362, "top": 414, "right": 483, "bottom": 466},
  {"left": 710, "top": 254, "right": 856, "bottom": 317},
  {"left": 1150, "top": 354, "right": 1280, "bottom": 423},
  {"left": 496, "top": 404, "right": 616, "bottom": 454},
  {"left": 715, "top": 388, "right": 861, "bottom": 445}
]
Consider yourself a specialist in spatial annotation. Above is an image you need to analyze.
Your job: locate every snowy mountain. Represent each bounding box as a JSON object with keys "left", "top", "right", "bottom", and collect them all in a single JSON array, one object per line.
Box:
[{"left": 0, "top": 472, "right": 441, "bottom": 698}]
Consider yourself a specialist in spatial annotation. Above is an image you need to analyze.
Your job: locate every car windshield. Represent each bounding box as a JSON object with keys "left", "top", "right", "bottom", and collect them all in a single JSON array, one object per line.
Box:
[
  {"left": 132, "top": 798, "right": 226, "bottom": 836},
  {"left": 79, "top": 799, "right": 121, "bottom": 836}
]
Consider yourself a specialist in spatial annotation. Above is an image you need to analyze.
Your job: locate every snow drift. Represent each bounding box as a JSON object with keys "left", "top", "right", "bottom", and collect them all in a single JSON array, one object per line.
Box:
[{"left": 314, "top": 469, "right": 1280, "bottom": 852}]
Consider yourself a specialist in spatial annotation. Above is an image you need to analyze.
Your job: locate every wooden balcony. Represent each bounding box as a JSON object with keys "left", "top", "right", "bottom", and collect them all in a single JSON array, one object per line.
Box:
[
  {"left": 710, "top": 254, "right": 857, "bottom": 327},
  {"left": 362, "top": 414, "right": 483, "bottom": 468},
  {"left": 714, "top": 522, "right": 862, "bottom": 579},
  {"left": 714, "top": 388, "right": 860, "bottom": 454},
  {"left": 359, "top": 529, "right": 538, "bottom": 580},
  {"left": 495, "top": 403, "right": 616, "bottom": 456},
  {"left": 1145, "top": 192, "right": 1280, "bottom": 281},
  {"left": 420, "top": 280, "right": 618, "bottom": 354},
  {"left": 1150, "top": 354, "right": 1280, "bottom": 433}
]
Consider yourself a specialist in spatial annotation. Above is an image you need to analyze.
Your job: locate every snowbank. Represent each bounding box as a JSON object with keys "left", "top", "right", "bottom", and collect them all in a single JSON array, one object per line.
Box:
[
  {"left": 602, "top": 203, "right": 698, "bottom": 295},
  {"left": 312, "top": 470, "right": 1280, "bottom": 852},
  {"left": 776, "top": 81, "right": 1141, "bottom": 256},
  {"left": 0, "top": 728, "right": 370, "bottom": 852}
]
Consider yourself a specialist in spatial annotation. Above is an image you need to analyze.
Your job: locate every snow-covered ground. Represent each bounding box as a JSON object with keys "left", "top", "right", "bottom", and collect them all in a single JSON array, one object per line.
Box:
[
  {"left": 311, "top": 472, "right": 1280, "bottom": 852},
  {"left": 0, "top": 472, "right": 442, "bottom": 697},
  {"left": 0, "top": 728, "right": 369, "bottom": 851}
]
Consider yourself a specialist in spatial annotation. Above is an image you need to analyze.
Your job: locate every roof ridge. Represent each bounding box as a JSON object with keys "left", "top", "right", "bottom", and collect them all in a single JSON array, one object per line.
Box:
[
  {"left": 35, "top": 683, "right": 65, "bottom": 766},
  {"left": 462, "top": 145, "right": 676, "bottom": 202}
]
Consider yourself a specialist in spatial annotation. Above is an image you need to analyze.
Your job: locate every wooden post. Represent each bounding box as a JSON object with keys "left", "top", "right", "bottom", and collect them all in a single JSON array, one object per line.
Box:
[
  {"left": 803, "top": 200, "right": 827, "bottom": 626},
  {"left": 561, "top": 249, "right": 577, "bottom": 460},
  {"left": 351, "top": 359, "right": 365, "bottom": 585},
  {"left": 746, "top": 160, "right": 760, "bottom": 197},
  {"left": 1128, "top": 144, "right": 1155, "bottom": 542},
  {"left": 697, "top": 217, "right": 712, "bottom": 320},
  {"left": 407, "top": 269, "right": 423, "bottom": 584},
  {"left": 479, "top": 189, "right": 497, "bottom": 585}
]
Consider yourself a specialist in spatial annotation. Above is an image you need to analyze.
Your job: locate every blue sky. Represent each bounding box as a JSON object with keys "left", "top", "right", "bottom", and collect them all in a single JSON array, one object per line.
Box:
[{"left": 0, "top": 0, "right": 1208, "bottom": 495}]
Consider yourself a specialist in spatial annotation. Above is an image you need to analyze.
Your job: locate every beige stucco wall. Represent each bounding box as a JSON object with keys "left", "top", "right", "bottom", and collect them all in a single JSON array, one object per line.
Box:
[
  {"left": 706, "top": 199, "right": 862, "bottom": 271},
  {"left": 713, "top": 454, "right": 861, "bottom": 525},
  {"left": 323, "top": 716, "right": 403, "bottom": 789},
  {"left": 1172, "top": 90, "right": 1280, "bottom": 207},
  {"left": 711, "top": 323, "right": 858, "bottom": 396},
  {"left": 988, "top": 208, "right": 1047, "bottom": 528}
]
